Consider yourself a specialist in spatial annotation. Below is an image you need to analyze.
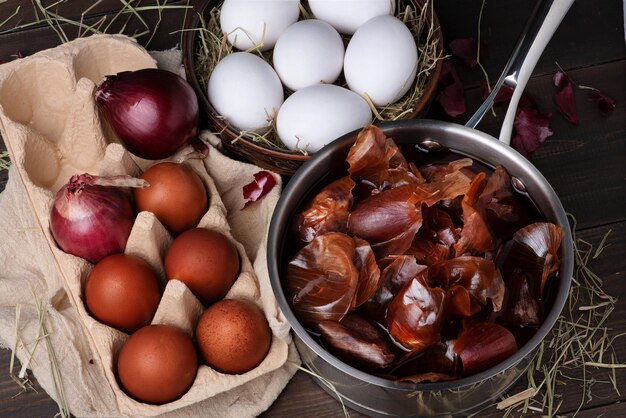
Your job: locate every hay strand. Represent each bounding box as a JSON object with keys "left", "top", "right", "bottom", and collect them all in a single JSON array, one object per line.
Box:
[
  {"left": 9, "top": 304, "right": 36, "bottom": 395},
  {"left": 0, "top": 0, "right": 191, "bottom": 45},
  {"left": 10, "top": 300, "right": 69, "bottom": 418},
  {"left": 489, "top": 215, "right": 620, "bottom": 417},
  {"left": 36, "top": 300, "right": 70, "bottom": 418},
  {"left": 0, "top": 151, "right": 10, "bottom": 171},
  {"left": 287, "top": 361, "right": 350, "bottom": 418}
]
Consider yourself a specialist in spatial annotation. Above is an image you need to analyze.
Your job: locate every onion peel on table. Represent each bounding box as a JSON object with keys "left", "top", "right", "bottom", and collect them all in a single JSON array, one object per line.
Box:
[
  {"left": 436, "top": 61, "right": 467, "bottom": 117},
  {"left": 242, "top": 170, "right": 276, "bottom": 208},
  {"left": 586, "top": 88, "right": 617, "bottom": 117},
  {"left": 511, "top": 108, "right": 554, "bottom": 159},
  {"left": 480, "top": 83, "right": 538, "bottom": 109},
  {"left": 553, "top": 70, "right": 579, "bottom": 125},
  {"left": 449, "top": 37, "right": 487, "bottom": 69}
]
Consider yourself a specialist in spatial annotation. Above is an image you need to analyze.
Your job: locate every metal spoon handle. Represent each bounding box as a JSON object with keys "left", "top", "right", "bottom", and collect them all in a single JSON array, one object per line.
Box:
[{"left": 465, "top": 0, "right": 576, "bottom": 145}]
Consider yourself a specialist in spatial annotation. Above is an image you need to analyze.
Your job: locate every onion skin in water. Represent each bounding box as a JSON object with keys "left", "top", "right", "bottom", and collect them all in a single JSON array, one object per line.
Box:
[
  {"left": 95, "top": 68, "right": 199, "bottom": 160},
  {"left": 283, "top": 126, "right": 565, "bottom": 381},
  {"left": 49, "top": 174, "right": 141, "bottom": 263}
]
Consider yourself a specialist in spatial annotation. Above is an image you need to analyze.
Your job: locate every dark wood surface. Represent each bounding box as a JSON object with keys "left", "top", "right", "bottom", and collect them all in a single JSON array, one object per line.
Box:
[{"left": 1, "top": 0, "right": 624, "bottom": 417}]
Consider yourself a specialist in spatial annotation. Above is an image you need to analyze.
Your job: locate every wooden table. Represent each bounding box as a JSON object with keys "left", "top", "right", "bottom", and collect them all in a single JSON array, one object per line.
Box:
[{"left": 1, "top": 1, "right": 624, "bottom": 416}]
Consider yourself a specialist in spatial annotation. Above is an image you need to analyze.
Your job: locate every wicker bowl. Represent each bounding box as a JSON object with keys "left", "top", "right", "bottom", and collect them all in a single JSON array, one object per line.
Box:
[{"left": 183, "top": 0, "right": 443, "bottom": 176}]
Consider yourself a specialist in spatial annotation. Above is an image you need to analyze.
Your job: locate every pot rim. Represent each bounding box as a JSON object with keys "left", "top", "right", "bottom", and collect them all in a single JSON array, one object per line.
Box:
[{"left": 268, "top": 118, "right": 574, "bottom": 392}]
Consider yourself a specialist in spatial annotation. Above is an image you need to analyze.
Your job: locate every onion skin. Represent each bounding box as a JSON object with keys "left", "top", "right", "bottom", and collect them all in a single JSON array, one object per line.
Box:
[
  {"left": 318, "top": 314, "right": 395, "bottom": 371},
  {"left": 286, "top": 232, "right": 359, "bottom": 329},
  {"left": 95, "top": 68, "right": 199, "bottom": 160},
  {"left": 454, "top": 322, "right": 518, "bottom": 376},
  {"left": 50, "top": 174, "right": 136, "bottom": 263}
]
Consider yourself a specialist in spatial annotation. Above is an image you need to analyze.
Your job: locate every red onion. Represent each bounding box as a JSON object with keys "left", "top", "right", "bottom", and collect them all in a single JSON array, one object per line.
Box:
[
  {"left": 95, "top": 68, "right": 199, "bottom": 160},
  {"left": 50, "top": 174, "right": 147, "bottom": 263}
]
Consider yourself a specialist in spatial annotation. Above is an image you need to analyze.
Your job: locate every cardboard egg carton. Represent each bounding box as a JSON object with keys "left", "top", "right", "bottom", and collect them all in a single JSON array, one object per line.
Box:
[{"left": 0, "top": 35, "right": 288, "bottom": 416}]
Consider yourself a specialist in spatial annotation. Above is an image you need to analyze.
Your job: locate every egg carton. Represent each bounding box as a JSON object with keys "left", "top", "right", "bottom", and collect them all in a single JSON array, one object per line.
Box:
[{"left": 0, "top": 35, "right": 288, "bottom": 416}]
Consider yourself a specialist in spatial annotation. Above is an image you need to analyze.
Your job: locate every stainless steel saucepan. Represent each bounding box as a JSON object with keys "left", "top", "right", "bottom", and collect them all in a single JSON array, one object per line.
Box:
[{"left": 268, "top": 1, "right": 576, "bottom": 416}]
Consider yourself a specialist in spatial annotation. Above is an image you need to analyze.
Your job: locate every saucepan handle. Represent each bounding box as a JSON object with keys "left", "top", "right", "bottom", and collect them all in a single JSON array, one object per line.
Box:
[{"left": 465, "top": 0, "right": 576, "bottom": 145}]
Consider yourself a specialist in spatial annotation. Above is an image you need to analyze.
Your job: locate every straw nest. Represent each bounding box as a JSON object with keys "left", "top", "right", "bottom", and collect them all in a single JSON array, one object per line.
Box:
[{"left": 193, "top": 0, "right": 443, "bottom": 155}]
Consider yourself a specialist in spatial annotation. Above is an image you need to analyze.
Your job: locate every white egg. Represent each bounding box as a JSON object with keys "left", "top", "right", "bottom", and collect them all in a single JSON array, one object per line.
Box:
[
  {"left": 344, "top": 15, "right": 418, "bottom": 107},
  {"left": 207, "top": 52, "right": 284, "bottom": 132},
  {"left": 276, "top": 84, "right": 372, "bottom": 153},
  {"left": 220, "top": 0, "right": 300, "bottom": 51},
  {"left": 308, "top": 0, "right": 394, "bottom": 35},
  {"left": 273, "top": 19, "right": 344, "bottom": 91}
]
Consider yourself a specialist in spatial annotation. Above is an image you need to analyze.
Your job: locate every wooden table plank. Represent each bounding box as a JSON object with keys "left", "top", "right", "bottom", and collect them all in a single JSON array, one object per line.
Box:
[
  {"left": 433, "top": 60, "right": 626, "bottom": 231},
  {"left": 435, "top": 0, "right": 626, "bottom": 88},
  {"left": 0, "top": 0, "right": 186, "bottom": 36},
  {"left": 262, "top": 372, "right": 367, "bottom": 418},
  {"left": 0, "top": 0, "right": 189, "bottom": 59},
  {"left": 566, "top": 401, "right": 626, "bottom": 418}
]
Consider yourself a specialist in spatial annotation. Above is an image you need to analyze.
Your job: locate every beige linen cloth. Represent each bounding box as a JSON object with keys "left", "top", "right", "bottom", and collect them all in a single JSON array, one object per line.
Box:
[{"left": 0, "top": 40, "right": 298, "bottom": 417}]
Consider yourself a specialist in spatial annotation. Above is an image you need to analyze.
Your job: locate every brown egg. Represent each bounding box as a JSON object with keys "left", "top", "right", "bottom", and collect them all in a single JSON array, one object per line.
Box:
[
  {"left": 134, "top": 162, "right": 208, "bottom": 235},
  {"left": 164, "top": 228, "right": 240, "bottom": 305},
  {"left": 117, "top": 324, "right": 198, "bottom": 404},
  {"left": 85, "top": 253, "right": 161, "bottom": 334},
  {"left": 195, "top": 299, "right": 271, "bottom": 374}
]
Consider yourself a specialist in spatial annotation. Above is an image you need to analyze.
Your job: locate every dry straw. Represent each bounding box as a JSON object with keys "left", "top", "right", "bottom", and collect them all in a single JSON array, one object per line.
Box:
[
  {"left": 0, "top": 0, "right": 192, "bottom": 47},
  {"left": 193, "top": 0, "right": 442, "bottom": 154},
  {"left": 472, "top": 216, "right": 620, "bottom": 418},
  {"left": 288, "top": 361, "right": 350, "bottom": 418},
  {"left": 11, "top": 300, "right": 70, "bottom": 418},
  {"left": 0, "top": 151, "right": 10, "bottom": 171}
]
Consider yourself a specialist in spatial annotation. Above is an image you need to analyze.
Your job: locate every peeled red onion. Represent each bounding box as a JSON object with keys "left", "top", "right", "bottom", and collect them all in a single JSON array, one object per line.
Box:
[
  {"left": 50, "top": 174, "right": 146, "bottom": 263},
  {"left": 95, "top": 68, "right": 199, "bottom": 160}
]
